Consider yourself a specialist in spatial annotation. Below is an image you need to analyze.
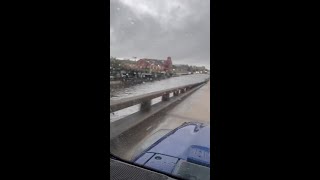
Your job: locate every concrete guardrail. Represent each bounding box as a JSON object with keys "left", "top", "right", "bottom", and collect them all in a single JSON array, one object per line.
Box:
[{"left": 110, "top": 78, "right": 209, "bottom": 139}]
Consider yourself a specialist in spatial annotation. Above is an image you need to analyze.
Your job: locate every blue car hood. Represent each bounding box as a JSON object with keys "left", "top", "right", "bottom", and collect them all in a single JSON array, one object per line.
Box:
[
  {"left": 134, "top": 122, "right": 210, "bottom": 168},
  {"left": 146, "top": 122, "right": 209, "bottom": 160}
]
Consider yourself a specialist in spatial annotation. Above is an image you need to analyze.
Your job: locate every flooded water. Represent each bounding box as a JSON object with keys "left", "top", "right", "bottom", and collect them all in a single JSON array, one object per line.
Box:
[
  {"left": 110, "top": 74, "right": 210, "bottom": 122},
  {"left": 110, "top": 79, "right": 211, "bottom": 160}
]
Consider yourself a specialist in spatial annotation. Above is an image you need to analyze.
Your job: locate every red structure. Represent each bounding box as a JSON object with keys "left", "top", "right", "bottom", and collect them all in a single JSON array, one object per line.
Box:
[
  {"left": 163, "top": 57, "right": 172, "bottom": 72},
  {"left": 136, "top": 59, "right": 151, "bottom": 69},
  {"left": 136, "top": 57, "right": 173, "bottom": 72}
]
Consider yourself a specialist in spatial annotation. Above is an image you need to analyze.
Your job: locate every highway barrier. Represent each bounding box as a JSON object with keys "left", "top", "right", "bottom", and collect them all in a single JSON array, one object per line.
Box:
[{"left": 110, "top": 78, "right": 209, "bottom": 140}]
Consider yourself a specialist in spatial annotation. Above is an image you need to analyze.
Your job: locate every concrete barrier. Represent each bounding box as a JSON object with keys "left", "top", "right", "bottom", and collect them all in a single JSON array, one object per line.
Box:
[
  {"left": 110, "top": 81, "right": 206, "bottom": 113},
  {"left": 110, "top": 80, "right": 208, "bottom": 140}
]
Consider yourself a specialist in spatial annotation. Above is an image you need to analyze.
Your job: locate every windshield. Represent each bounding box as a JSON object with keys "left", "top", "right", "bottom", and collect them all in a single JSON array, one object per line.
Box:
[{"left": 110, "top": 0, "right": 210, "bottom": 179}]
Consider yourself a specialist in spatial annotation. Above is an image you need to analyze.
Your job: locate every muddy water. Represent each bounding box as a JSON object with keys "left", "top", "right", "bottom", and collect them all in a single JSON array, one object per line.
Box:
[
  {"left": 110, "top": 81, "right": 210, "bottom": 161},
  {"left": 110, "top": 74, "right": 209, "bottom": 122}
]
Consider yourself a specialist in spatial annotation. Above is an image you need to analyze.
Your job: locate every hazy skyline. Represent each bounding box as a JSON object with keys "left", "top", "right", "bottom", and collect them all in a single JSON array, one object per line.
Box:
[{"left": 110, "top": 0, "right": 210, "bottom": 69}]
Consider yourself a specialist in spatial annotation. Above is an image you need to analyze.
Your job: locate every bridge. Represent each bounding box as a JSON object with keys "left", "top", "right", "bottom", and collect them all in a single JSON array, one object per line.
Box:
[{"left": 110, "top": 78, "right": 210, "bottom": 160}]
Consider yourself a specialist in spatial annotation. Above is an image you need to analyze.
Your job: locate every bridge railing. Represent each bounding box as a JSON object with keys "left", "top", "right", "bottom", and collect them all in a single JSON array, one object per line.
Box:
[
  {"left": 110, "top": 78, "right": 209, "bottom": 113},
  {"left": 110, "top": 78, "right": 209, "bottom": 140}
]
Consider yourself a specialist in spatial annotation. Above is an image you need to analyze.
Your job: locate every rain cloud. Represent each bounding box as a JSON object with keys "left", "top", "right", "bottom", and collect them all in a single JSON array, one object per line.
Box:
[{"left": 110, "top": 0, "right": 210, "bottom": 69}]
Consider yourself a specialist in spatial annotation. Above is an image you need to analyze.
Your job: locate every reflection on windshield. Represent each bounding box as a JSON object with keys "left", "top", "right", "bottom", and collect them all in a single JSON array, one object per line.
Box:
[{"left": 110, "top": 0, "right": 210, "bottom": 179}]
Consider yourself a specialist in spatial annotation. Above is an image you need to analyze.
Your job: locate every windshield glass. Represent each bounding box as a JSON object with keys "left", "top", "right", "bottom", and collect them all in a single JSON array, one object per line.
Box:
[{"left": 110, "top": 0, "right": 210, "bottom": 179}]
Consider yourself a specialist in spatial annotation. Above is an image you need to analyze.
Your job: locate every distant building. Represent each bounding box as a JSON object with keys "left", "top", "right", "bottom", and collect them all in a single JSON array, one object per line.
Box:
[
  {"left": 136, "top": 57, "right": 173, "bottom": 72},
  {"left": 111, "top": 57, "right": 208, "bottom": 75},
  {"left": 163, "top": 57, "right": 172, "bottom": 72}
]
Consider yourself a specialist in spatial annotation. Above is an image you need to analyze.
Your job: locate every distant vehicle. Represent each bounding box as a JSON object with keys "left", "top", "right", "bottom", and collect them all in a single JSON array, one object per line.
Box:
[
  {"left": 141, "top": 73, "right": 153, "bottom": 80},
  {"left": 133, "top": 122, "right": 210, "bottom": 180}
]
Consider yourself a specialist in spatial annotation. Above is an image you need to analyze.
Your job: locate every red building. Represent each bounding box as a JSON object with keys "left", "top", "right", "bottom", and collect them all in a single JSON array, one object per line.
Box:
[
  {"left": 136, "top": 57, "right": 173, "bottom": 72},
  {"left": 163, "top": 57, "right": 172, "bottom": 72}
]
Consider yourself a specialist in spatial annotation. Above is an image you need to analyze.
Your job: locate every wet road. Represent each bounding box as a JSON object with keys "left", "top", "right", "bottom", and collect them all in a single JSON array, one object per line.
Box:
[
  {"left": 111, "top": 74, "right": 209, "bottom": 99},
  {"left": 110, "top": 80, "right": 210, "bottom": 160},
  {"left": 110, "top": 74, "right": 209, "bottom": 122}
]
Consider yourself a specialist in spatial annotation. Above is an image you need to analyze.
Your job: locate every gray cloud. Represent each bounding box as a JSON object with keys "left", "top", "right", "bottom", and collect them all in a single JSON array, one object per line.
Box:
[{"left": 110, "top": 0, "right": 210, "bottom": 69}]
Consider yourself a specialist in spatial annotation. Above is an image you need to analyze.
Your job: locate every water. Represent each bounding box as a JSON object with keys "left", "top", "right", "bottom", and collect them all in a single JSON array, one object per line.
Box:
[{"left": 110, "top": 74, "right": 210, "bottom": 122}]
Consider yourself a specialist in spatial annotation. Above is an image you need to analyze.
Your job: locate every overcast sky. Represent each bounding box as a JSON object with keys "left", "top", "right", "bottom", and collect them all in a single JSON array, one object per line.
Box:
[{"left": 110, "top": 0, "right": 210, "bottom": 69}]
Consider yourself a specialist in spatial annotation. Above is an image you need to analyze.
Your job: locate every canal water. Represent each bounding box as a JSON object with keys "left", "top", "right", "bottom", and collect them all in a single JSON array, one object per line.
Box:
[{"left": 110, "top": 74, "right": 210, "bottom": 122}]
